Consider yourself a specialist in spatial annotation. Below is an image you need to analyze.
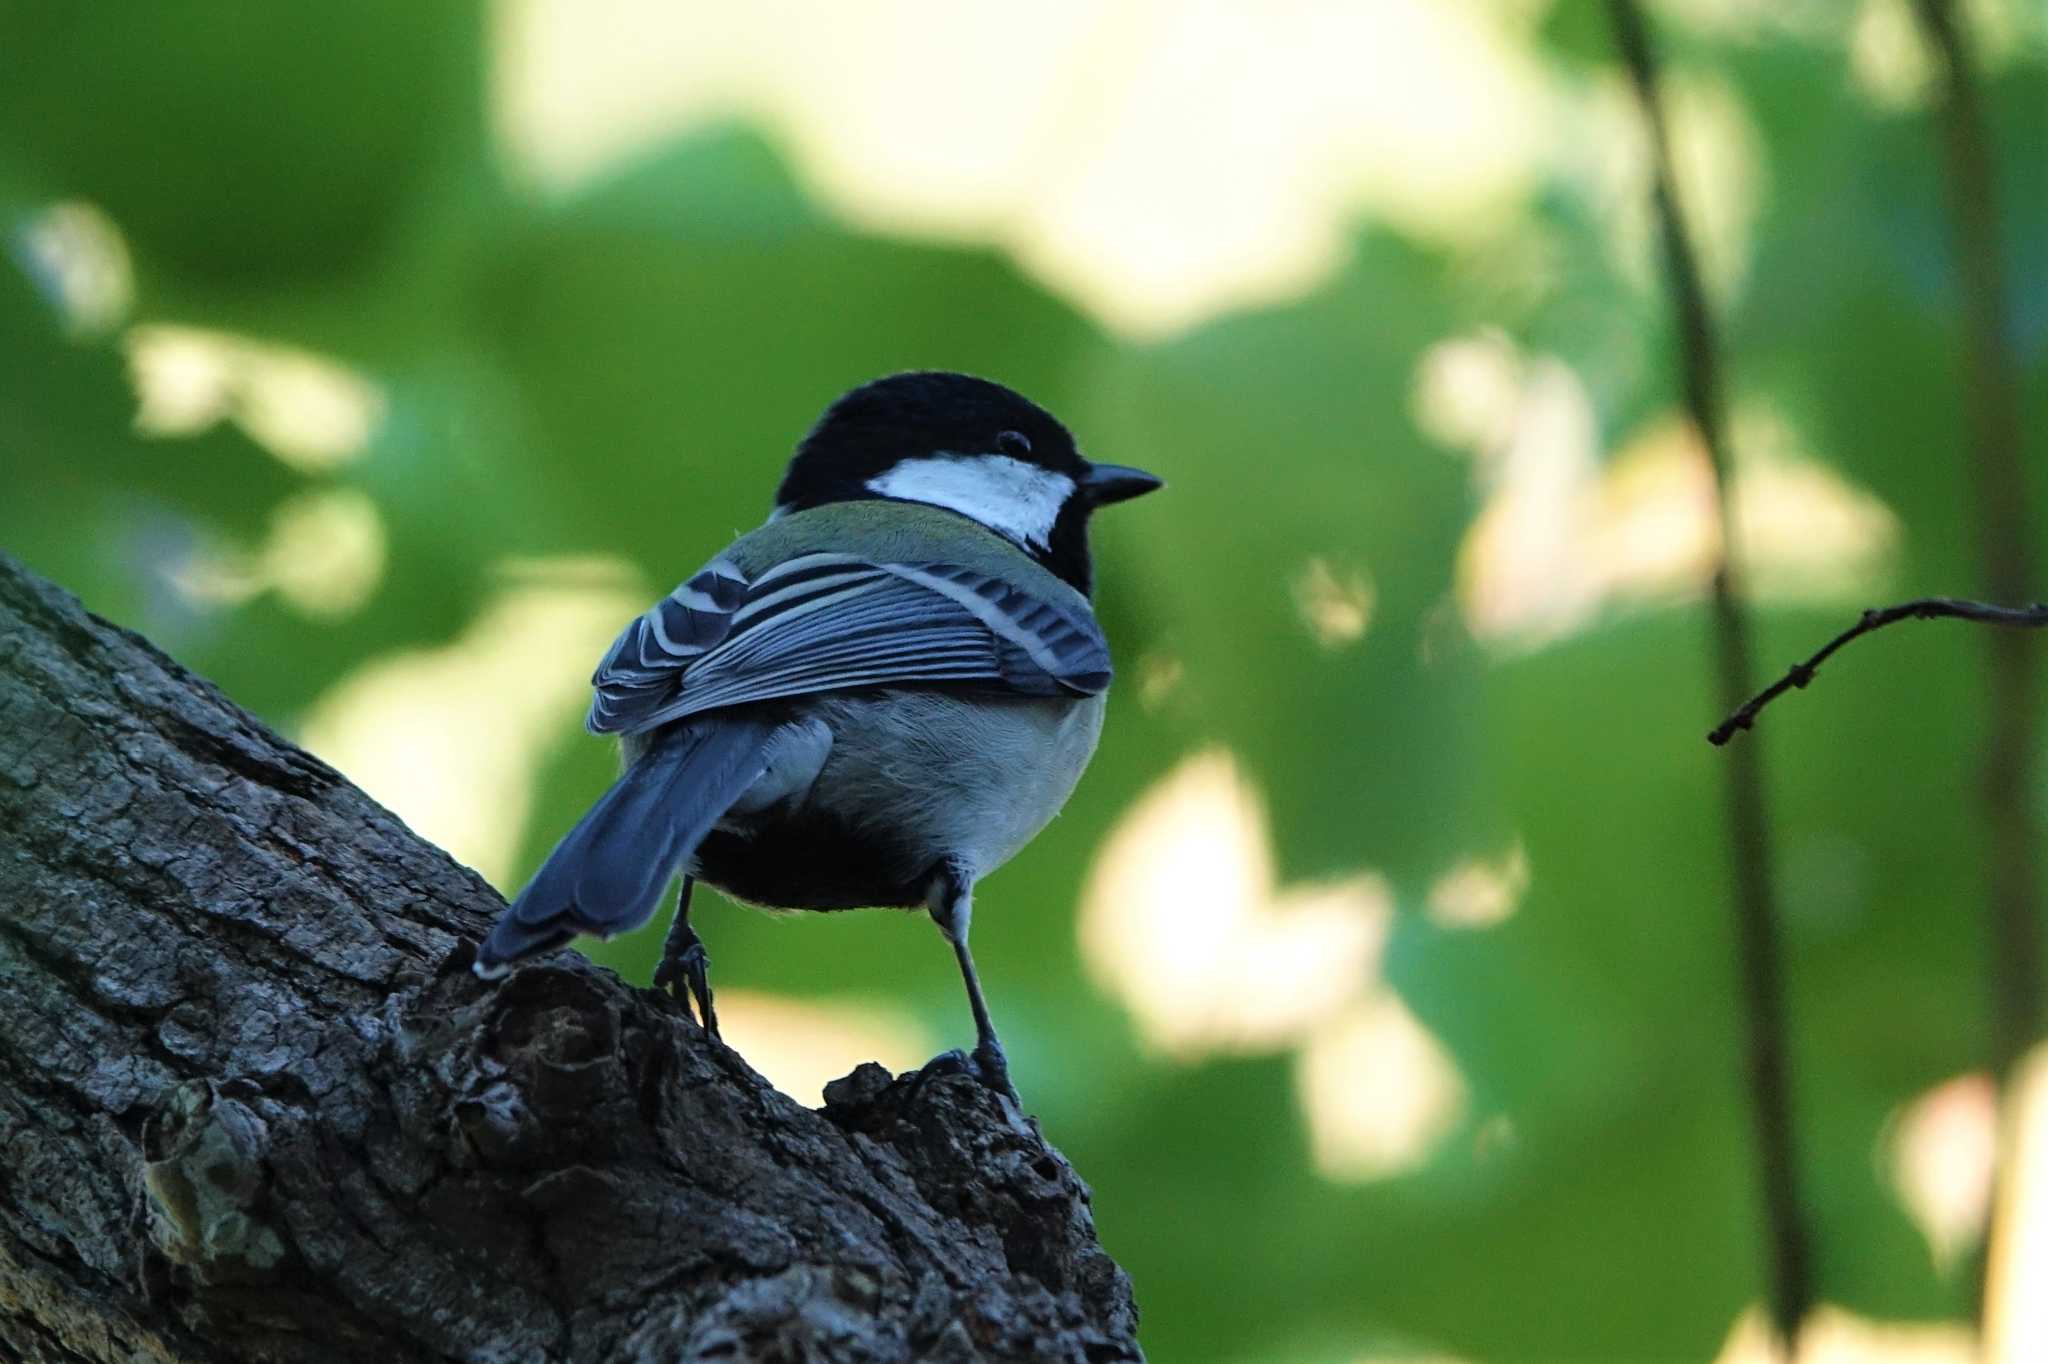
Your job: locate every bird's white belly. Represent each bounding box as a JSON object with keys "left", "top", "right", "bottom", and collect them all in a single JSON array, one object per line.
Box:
[{"left": 801, "top": 690, "right": 1106, "bottom": 882}]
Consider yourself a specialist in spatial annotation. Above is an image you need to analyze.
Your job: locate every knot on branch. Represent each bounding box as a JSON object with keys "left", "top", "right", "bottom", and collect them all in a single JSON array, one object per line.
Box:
[{"left": 118, "top": 947, "right": 1144, "bottom": 1363}]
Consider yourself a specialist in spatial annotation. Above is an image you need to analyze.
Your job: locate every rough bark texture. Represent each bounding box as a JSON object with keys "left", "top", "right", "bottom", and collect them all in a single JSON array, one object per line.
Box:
[{"left": 0, "top": 552, "right": 1142, "bottom": 1364}]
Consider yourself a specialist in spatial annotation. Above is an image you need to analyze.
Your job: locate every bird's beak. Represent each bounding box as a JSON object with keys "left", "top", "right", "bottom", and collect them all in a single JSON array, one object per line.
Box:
[{"left": 1083, "top": 462, "right": 1164, "bottom": 507}]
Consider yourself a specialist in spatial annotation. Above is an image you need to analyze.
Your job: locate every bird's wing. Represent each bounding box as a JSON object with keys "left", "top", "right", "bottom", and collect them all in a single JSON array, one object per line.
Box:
[{"left": 587, "top": 552, "right": 1111, "bottom": 735}]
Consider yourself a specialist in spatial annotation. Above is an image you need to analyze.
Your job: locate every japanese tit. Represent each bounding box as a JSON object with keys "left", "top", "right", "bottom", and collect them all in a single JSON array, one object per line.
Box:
[{"left": 475, "top": 371, "right": 1161, "bottom": 1098}]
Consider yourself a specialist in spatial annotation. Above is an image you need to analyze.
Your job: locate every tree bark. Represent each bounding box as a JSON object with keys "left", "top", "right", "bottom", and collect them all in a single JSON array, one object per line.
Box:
[{"left": 0, "top": 552, "right": 1141, "bottom": 1364}]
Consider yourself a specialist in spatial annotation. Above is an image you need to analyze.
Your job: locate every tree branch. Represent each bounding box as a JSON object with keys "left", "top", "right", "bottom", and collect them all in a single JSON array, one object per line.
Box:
[
  {"left": 0, "top": 550, "right": 1141, "bottom": 1364},
  {"left": 1911, "top": 0, "right": 2043, "bottom": 1091},
  {"left": 1606, "top": 0, "right": 1813, "bottom": 1347},
  {"left": 1709, "top": 598, "right": 2048, "bottom": 745}
]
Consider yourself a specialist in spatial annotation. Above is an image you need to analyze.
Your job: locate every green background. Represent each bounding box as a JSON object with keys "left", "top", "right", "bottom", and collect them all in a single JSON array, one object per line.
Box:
[{"left": 4, "top": 4, "right": 2045, "bottom": 1359}]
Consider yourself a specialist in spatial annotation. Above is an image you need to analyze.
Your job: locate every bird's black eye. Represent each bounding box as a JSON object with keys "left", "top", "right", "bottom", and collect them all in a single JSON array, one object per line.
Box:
[{"left": 995, "top": 430, "right": 1032, "bottom": 458}]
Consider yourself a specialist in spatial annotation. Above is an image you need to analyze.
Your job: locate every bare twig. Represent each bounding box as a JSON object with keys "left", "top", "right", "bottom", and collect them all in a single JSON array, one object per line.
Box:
[
  {"left": 1607, "top": 0, "right": 1812, "bottom": 1347},
  {"left": 1911, "top": 0, "right": 2043, "bottom": 1092},
  {"left": 1710, "top": 598, "right": 2048, "bottom": 745}
]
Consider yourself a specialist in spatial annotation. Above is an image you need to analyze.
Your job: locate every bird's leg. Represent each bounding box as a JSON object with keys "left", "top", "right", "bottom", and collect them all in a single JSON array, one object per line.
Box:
[
  {"left": 919, "top": 867, "right": 1018, "bottom": 1101},
  {"left": 653, "top": 876, "right": 719, "bottom": 1039}
]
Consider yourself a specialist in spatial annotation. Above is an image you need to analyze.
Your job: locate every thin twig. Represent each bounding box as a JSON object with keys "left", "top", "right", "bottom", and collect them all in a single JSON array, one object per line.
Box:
[
  {"left": 1710, "top": 599, "right": 2048, "bottom": 745},
  {"left": 1607, "top": 0, "right": 1812, "bottom": 1348}
]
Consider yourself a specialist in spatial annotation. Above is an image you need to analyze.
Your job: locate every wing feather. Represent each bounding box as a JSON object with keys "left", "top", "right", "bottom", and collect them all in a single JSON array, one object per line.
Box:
[{"left": 587, "top": 553, "right": 1110, "bottom": 735}]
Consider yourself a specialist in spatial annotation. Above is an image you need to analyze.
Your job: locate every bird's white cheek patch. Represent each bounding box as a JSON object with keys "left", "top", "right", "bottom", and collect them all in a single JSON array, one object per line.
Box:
[{"left": 865, "top": 453, "right": 1075, "bottom": 549}]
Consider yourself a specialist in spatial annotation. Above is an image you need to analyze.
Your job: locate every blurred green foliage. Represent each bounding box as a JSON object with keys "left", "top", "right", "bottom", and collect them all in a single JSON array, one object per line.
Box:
[{"left": 4, "top": 5, "right": 2045, "bottom": 1360}]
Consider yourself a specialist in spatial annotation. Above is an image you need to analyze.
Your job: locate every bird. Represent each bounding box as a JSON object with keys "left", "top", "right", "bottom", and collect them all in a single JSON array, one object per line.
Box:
[{"left": 473, "top": 371, "right": 1161, "bottom": 1098}]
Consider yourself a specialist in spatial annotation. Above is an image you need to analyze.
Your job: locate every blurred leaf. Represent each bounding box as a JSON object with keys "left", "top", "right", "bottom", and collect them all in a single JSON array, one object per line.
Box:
[
  {"left": 1087, "top": 231, "right": 1498, "bottom": 889},
  {"left": 1534, "top": 0, "right": 1617, "bottom": 69},
  {"left": 0, "top": 250, "right": 305, "bottom": 637},
  {"left": 1727, "top": 41, "right": 2048, "bottom": 579},
  {"left": 476, "top": 127, "right": 1112, "bottom": 569},
  {"left": 0, "top": 1, "right": 486, "bottom": 290}
]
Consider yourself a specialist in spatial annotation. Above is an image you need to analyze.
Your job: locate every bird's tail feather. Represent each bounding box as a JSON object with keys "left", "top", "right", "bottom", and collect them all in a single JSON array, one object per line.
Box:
[{"left": 475, "top": 718, "right": 778, "bottom": 975}]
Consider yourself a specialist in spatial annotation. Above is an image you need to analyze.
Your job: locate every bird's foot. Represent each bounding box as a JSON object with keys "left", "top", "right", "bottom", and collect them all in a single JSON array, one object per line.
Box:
[
  {"left": 908, "top": 1041, "right": 1018, "bottom": 1106},
  {"left": 653, "top": 940, "right": 720, "bottom": 1041}
]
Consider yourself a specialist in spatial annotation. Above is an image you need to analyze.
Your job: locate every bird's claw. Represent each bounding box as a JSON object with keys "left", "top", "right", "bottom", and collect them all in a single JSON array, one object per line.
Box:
[
  {"left": 907, "top": 1042, "right": 1018, "bottom": 1106},
  {"left": 654, "top": 940, "right": 720, "bottom": 1040}
]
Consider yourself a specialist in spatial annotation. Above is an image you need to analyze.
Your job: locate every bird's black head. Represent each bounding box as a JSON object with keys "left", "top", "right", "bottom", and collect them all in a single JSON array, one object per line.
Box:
[{"left": 774, "top": 371, "right": 1161, "bottom": 595}]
